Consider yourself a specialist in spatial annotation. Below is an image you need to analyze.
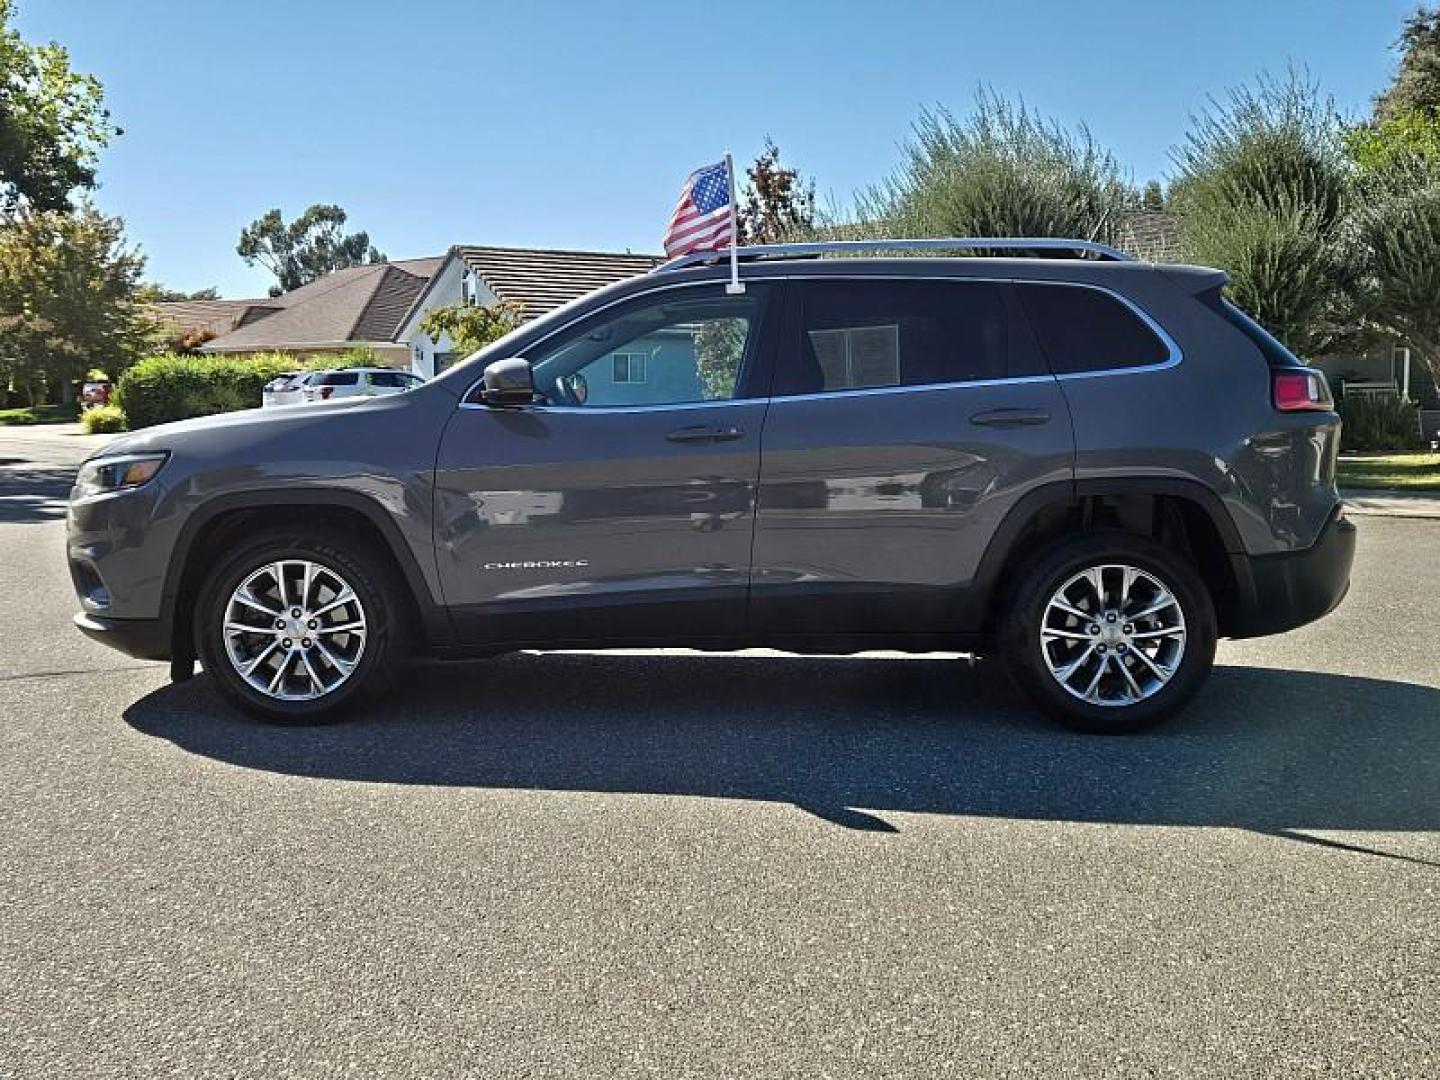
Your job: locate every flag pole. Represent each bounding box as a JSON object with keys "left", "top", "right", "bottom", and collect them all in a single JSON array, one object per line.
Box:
[{"left": 724, "top": 150, "right": 744, "bottom": 294}]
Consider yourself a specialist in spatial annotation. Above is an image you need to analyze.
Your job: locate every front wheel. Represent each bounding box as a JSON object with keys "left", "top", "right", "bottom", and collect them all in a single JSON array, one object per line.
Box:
[
  {"left": 195, "top": 529, "right": 402, "bottom": 723},
  {"left": 1003, "top": 532, "right": 1217, "bottom": 734}
]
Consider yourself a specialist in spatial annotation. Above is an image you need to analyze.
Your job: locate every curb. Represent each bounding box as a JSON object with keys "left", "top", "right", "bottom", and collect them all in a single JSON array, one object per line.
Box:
[{"left": 1341, "top": 490, "right": 1440, "bottom": 521}]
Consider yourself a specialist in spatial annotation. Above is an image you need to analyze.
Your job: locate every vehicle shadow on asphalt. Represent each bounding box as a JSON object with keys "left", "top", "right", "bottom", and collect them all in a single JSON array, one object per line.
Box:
[
  {"left": 124, "top": 655, "right": 1440, "bottom": 859},
  {"left": 0, "top": 464, "right": 75, "bottom": 523}
]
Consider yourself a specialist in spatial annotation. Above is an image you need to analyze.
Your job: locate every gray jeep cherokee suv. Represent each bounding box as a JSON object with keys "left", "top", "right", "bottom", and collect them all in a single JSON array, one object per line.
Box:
[{"left": 67, "top": 238, "right": 1355, "bottom": 732}]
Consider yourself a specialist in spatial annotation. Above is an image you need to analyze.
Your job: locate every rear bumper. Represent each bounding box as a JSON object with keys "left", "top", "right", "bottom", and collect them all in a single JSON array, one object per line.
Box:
[
  {"left": 1227, "top": 506, "right": 1356, "bottom": 638},
  {"left": 73, "top": 611, "right": 171, "bottom": 661}
]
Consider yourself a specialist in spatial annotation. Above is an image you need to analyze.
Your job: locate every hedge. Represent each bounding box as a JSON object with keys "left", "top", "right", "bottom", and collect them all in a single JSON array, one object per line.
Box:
[
  {"left": 1337, "top": 394, "right": 1424, "bottom": 453},
  {"left": 115, "top": 348, "right": 383, "bottom": 429},
  {"left": 115, "top": 353, "right": 294, "bottom": 429}
]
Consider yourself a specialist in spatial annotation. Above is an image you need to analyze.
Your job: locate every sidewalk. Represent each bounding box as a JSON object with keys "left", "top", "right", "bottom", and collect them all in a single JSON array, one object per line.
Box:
[{"left": 1342, "top": 489, "right": 1440, "bottom": 519}]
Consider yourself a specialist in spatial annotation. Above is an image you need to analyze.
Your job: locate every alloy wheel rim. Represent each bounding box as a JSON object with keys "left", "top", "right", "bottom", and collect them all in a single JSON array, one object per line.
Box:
[
  {"left": 222, "top": 560, "right": 367, "bottom": 701},
  {"left": 1040, "top": 563, "right": 1186, "bottom": 708}
]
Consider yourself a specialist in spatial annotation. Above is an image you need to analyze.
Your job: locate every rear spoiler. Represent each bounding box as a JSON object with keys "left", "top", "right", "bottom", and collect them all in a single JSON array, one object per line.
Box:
[{"left": 1159, "top": 264, "right": 1229, "bottom": 295}]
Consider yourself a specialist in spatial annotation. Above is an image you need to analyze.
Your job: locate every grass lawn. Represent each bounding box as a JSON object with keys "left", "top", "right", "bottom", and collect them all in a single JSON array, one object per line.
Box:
[
  {"left": 1337, "top": 453, "right": 1440, "bottom": 491},
  {"left": 0, "top": 403, "right": 80, "bottom": 427}
]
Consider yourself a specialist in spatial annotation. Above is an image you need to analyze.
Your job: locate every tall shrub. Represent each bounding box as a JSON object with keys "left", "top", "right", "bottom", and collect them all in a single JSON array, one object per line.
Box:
[
  {"left": 854, "top": 90, "right": 1132, "bottom": 244},
  {"left": 1345, "top": 110, "right": 1440, "bottom": 391},
  {"left": 1169, "top": 72, "right": 1355, "bottom": 358}
]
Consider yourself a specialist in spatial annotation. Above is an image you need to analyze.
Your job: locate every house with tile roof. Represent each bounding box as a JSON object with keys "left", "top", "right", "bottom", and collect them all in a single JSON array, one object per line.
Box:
[
  {"left": 149, "top": 297, "right": 286, "bottom": 339},
  {"left": 1114, "top": 209, "right": 1183, "bottom": 263},
  {"left": 166, "top": 257, "right": 445, "bottom": 365},
  {"left": 151, "top": 246, "right": 658, "bottom": 377},
  {"left": 393, "top": 245, "right": 659, "bottom": 378}
]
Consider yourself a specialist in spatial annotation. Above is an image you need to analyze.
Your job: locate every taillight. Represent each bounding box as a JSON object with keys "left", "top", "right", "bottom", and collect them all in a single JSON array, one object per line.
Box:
[{"left": 1272, "top": 369, "right": 1333, "bottom": 412}]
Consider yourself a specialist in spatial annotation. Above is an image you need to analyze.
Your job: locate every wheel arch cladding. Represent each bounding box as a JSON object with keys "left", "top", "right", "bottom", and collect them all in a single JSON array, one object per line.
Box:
[
  {"left": 972, "top": 478, "right": 1248, "bottom": 637},
  {"left": 164, "top": 491, "right": 452, "bottom": 663}
]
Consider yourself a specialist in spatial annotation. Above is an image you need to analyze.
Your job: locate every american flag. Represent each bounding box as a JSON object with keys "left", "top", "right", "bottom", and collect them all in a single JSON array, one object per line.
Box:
[{"left": 663, "top": 161, "right": 735, "bottom": 257}]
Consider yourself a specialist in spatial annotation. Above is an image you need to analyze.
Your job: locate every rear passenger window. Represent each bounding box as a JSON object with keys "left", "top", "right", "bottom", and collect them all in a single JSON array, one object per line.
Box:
[
  {"left": 314, "top": 371, "right": 360, "bottom": 386},
  {"left": 1017, "top": 284, "right": 1170, "bottom": 374},
  {"left": 778, "top": 281, "right": 1011, "bottom": 395}
]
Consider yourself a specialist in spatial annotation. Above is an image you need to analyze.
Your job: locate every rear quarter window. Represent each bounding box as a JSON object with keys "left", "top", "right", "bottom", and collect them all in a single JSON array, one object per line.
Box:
[{"left": 1017, "top": 284, "right": 1171, "bottom": 375}]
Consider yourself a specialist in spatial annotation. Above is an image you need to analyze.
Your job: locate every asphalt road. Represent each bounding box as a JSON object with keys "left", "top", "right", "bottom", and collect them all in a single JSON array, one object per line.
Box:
[{"left": 1, "top": 424, "right": 1436, "bottom": 1078}]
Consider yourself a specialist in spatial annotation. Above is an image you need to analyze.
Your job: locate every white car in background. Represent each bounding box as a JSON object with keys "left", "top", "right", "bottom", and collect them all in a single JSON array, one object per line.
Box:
[
  {"left": 261, "top": 371, "right": 317, "bottom": 408},
  {"left": 303, "top": 368, "right": 425, "bottom": 403}
]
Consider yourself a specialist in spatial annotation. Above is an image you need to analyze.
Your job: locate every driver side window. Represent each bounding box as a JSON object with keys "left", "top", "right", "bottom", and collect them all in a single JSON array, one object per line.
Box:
[{"left": 531, "top": 289, "right": 763, "bottom": 408}]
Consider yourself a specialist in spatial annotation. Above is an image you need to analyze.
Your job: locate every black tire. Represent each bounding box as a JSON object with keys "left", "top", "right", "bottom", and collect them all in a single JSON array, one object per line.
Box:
[
  {"left": 195, "top": 528, "right": 403, "bottom": 724},
  {"left": 1002, "top": 531, "right": 1217, "bottom": 734}
]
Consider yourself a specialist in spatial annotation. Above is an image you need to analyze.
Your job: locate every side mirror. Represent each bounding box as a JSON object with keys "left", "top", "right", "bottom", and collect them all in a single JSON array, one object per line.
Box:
[{"left": 480, "top": 357, "right": 535, "bottom": 407}]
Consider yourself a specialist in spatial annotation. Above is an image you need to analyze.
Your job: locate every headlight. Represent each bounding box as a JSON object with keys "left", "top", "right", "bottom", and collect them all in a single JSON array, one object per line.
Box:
[{"left": 73, "top": 452, "right": 169, "bottom": 499}]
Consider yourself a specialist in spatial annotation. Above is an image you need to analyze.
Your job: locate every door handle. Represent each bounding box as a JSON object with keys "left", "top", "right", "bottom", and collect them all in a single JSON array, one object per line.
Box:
[
  {"left": 666, "top": 424, "right": 744, "bottom": 443},
  {"left": 970, "top": 408, "right": 1051, "bottom": 428}
]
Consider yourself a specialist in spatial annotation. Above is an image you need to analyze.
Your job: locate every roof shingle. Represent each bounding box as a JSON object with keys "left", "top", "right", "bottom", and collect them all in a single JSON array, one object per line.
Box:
[
  {"left": 151, "top": 298, "right": 281, "bottom": 336},
  {"left": 1115, "top": 210, "right": 1183, "bottom": 263},
  {"left": 201, "top": 257, "right": 442, "bottom": 352},
  {"left": 455, "top": 245, "right": 659, "bottom": 319}
]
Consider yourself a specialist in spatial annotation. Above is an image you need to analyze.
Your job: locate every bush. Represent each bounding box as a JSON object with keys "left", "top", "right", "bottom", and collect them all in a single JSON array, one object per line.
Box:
[
  {"left": 117, "top": 352, "right": 296, "bottom": 429},
  {"left": 328, "top": 346, "right": 384, "bottom": 369},
  {"left": 854, "top": 91, "right": 1130, "bottom": 244},
  {"left": 81, "top": 404, "right": 127, "bottom": 434},
  {"left": 1338, "top": 394, "right": 1424, "bottom": 452}
]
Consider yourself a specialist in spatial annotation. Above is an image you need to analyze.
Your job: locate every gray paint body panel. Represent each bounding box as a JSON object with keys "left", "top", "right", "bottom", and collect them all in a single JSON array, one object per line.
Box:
[
  {"left": 749, "top": 376, "right": 1075, "bottom": 635},
  {"left": 433, "top": 399, "right": 766, "bottom": 643},
  {"left": 66, "top": 254, "right": 1349, "bottom": 660}
]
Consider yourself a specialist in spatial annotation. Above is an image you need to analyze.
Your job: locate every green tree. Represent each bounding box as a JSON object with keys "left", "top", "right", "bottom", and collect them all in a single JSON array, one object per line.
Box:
[
  {"left": 738, "top": 138, "right": 816, "bottom": 244},
  {"left": 1376, "top": 6, "right": 1440, "bottom": 121},
  {"left": 420, "top": 299, "right": 524, "bottom": 357},
  {"left": 853, "top": 90, "right": 1131, "bottom": 244},
  {"left": 0, "top": 0, "right": 118, "bottom": 214},
  {"left": 0, "top": 206, "right": 151, "bottom": 402},
  {"left": 237, "top": 204, "right": 385, "bottom": 295},
  {"left": 135, "top": 282, "right": 220, "bottom": 303},
  {"left": 1170, "top": 72, "right": 1354, "bottom": 357},
  {"left": 1347, "top": 151, "right": 1440, "bottom": 388},
  {"left": 693, "top": 317, "right": 748, "bottom": 400}
]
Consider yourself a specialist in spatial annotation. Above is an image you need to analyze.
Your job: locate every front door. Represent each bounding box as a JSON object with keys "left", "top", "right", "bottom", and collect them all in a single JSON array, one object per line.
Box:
[
  {"left": 750, "top": 276, "right": 1075, "bottom": 643},
  {"left": 434, "top": 282, "right": 777, "bottom": 646}
]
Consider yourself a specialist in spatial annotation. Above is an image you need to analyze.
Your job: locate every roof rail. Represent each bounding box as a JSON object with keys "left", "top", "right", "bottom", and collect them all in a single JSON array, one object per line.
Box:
[{"left": 654, "top": 237, "right": 1134, "bottom": 273}]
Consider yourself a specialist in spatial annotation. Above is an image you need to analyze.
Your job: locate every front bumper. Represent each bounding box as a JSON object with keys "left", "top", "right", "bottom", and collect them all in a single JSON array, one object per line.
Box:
[
  {"left": 1227, "top": 505, "right": 1356, "bottom": 638},
  {"left": 73, "top": 611, "right": 172, "bottom": 661}
]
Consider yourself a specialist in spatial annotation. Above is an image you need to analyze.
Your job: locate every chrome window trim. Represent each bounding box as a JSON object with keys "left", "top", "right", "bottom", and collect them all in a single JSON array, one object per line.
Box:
[
  {"left": 765, "top": 275, "right": 1181, "bottom": 401},
  {"left": 458, "top": 279, "right": 733, "bottom": 409},
  {"left": 456, "top": 273, "right": 1181, "bottom": 414},
  {"left": 460, "top": 397, "right": 762, "bottom": 416},
  {"left": 1012, "top": 278, "right": 1182, "bottom": 382},
  {"left": 766, "top": 373, "right": 1059, "bottom": 405}
]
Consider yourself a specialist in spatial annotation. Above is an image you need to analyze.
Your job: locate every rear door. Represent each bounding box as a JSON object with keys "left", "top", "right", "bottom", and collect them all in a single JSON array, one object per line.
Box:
[
  {"left": 749, "top": 276, "right": 1074, "bottom": 641},
  {"left": 433, "top": 282, "right": 779, "bottom": 646}
]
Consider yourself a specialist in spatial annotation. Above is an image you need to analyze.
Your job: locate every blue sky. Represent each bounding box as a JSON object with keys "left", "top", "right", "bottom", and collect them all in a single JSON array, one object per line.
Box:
[{"left": 17, "top": 0, "right": 1418, "bottom": 298}]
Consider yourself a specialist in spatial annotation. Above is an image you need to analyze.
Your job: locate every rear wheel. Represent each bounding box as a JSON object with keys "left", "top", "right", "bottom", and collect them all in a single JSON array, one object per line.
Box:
[
  {"left": 196, "top": 529, "right": 402, "bottom": 723},
  {"left": 1003, "top": 532, "right": 1217, "bottom": 733}
]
